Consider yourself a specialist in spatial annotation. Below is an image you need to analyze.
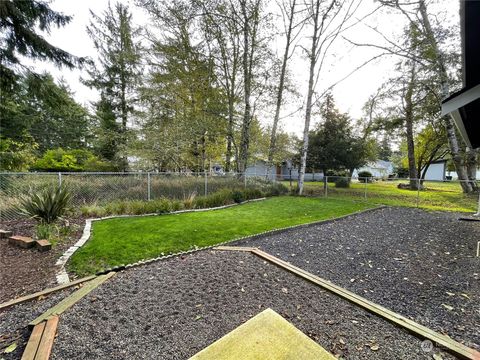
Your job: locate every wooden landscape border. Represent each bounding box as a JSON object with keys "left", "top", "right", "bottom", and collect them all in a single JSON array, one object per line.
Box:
[
  {"left": 214, "top": 246, "right": 480, "bottom": 360},
  {"left": 0, "top": 275, "right": 96, "bottom": 311},
  {"left": 29, "top": 272, "right": 115, "bottom": 327}
]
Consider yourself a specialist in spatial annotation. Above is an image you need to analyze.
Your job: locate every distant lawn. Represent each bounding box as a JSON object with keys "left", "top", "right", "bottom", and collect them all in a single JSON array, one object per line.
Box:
[
  {"left": 69, "top": 196, "right": 373, "bottom": 275},
  {"left": 296, "top": 180, "right": 478, "bottom": 212}
]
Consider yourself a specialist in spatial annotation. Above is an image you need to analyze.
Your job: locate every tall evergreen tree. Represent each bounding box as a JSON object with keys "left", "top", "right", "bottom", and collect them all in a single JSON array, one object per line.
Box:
[
  {"left": 85, "top": 2, "right": 141, "bottom": 171},
  {"left": 0, "top": 0, "right": 84, "bottom": 91}
]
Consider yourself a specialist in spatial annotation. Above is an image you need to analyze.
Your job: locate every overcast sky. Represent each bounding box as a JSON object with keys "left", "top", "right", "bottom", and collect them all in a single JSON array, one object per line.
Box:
[{"left": 30, "top": 0, "right": 459, "bottom": 136}]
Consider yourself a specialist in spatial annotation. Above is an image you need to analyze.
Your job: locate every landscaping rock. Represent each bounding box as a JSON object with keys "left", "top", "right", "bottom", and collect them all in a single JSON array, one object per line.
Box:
[
  {"left": 8, "top": 236, "right": 35, "bottom": 249},
  {"left": 35, "top": 239, "right": 52, "bottom": 252}
]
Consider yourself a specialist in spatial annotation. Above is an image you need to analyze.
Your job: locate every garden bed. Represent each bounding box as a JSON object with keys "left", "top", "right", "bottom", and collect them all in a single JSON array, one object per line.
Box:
[
  {"left": 235, "top": 206, "right": 480, "bottom": 351},
  {"left": 0, "top": 216, "right": 86, "bottom": 303},
  {"left": 46, "top": 251, "right": 454, "bottom": 359}
]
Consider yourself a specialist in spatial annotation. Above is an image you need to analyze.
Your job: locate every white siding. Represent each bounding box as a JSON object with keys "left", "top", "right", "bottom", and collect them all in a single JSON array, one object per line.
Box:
[{"left": 423, "top": 163, "right": 445, "bottom": 181}]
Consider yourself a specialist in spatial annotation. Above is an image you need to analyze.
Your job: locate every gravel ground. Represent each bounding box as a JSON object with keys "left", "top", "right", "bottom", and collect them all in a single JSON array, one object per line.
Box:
[
  {"left": 0, "top": 288, "right": 75, "bottom": 359},
  {"left": 50, "top": 251, "right": 455, "bottom": 360},
  {"left": 0, "top": 216, "right": 86, "bottom": 303},
  {"left": 235, "top": 206, "right": 480, "bottom": 351}
]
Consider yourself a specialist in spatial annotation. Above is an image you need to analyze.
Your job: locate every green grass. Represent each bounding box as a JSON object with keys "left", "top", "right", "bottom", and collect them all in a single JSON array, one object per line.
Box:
[
  {"left": 69, "top": 196, "right": 373, "bottom": 275},
  {"left": 296, "top": 180, "right": 478, "bottom": 212}
]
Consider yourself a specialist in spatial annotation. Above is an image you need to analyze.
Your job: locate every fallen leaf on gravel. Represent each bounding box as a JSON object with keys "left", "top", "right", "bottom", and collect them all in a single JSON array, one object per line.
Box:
[
  {"left": 4, "top": 343, "right": 17, "bottom": 353},
  {"left": 37, "top": 295, "right": 46, "bottom": 301},
  {"left": 241, "top": 287, "right": 245, "bottom": 292},
  {"left": 441, "top": 304, "right": 454, "bottom": 311},
  {"left": 350, "top": 278, "right": 355, "bottom": 282},
  {"left": 194, "top": 315, "right": 203, "bottom": 321},
  {"left": 432, "top": 353, "right": 443, "bottom": 360},
  {"left": 393, "top": 258, "right": 403, "bottom": 261},
  {"left": 281, "top": 287, "right": 288, "bottom": 294},
  {"left": 460, "top": 293, "right": 470, "bottom": 299},
  {"left": 368, "top": 343, "right": 379, "bottom": 351},
  {"left": 446, "top": 292, "right": 455, "bottom": 296}
]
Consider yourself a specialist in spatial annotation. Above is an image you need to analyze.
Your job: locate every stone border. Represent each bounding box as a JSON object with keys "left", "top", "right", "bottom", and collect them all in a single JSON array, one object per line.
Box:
[
  {"left": 91, "top": 205, "right": 385, "bottom": 276},
  {"left": 54, "top": 198, "right": 266, "bottom": 284}
]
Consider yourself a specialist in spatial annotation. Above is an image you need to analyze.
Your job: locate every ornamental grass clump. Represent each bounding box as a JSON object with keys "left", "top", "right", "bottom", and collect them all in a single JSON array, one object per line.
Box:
[{"left": 16, "top": 185, "right": 71, "bottom": 224}]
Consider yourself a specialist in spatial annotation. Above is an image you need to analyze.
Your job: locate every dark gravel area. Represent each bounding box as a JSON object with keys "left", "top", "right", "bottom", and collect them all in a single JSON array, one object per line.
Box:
[
  {"left": 51, "top": 251, "right": 455, "bottom": 359},
  {"left": 0, "top": 216, "right": 86, "bottom": 303},
  {"left": 0, "top": 288, "right": 75, "bottom": 359},
  {"left": 235, "top": 206, "right": 480, "bottom": 351}
]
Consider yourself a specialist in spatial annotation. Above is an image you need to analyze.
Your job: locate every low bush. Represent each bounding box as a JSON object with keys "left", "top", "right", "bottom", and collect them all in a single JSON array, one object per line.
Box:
[
  {"left": 79, "top": 185, "right": 281, "bottom": 217},
  {"left": 16, "top": 185, "right": 71, "bottom": 224},
  {"left": 334, "top": 177, "right": 350, "bottom": 188},
  {"left": 358, "top": 171, "right": 373, "bottom": 183}
]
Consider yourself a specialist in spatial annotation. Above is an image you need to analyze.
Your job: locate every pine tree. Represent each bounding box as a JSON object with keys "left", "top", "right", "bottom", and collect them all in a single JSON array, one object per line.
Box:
[
  {"left": 85, "top": 2, "right": 141, "bottom": 171},
  {"left": 0, "top": 0, "right": 83, "bottom": 91}
]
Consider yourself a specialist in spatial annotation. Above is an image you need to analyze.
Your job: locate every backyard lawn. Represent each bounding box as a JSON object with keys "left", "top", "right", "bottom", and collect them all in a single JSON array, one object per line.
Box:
[
  {"left": 69, "top": 196, "right": 373, "bottom": 275},
  {"left": 298, "top": 179, "right": 479, "bottom": 212}
]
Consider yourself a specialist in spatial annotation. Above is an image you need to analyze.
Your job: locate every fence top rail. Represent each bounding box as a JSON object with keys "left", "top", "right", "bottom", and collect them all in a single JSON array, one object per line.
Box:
[{"left": 0, "top": 172, "right": 478, "bottom": 184}]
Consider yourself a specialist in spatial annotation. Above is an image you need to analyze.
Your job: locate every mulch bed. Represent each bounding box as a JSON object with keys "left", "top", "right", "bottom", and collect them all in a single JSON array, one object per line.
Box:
[
  {"left": 45, "top": 251, "right": 455, "bottom": 360},
  {"left": 0, "top": 216, "right": 87, "bottom": 303},
  {"left": 235, "top": 206, "right": 480, "bottom": 351}
]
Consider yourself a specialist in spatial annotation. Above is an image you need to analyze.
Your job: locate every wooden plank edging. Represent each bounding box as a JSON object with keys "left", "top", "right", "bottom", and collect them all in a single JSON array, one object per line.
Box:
[
  {"left": 218, "top": 246, "right": 479, "bottom": 360},
  {"left": 29, "top": 272, "right": 115, "bottom": 327},
  {"left": 0, "top": 275, "right": 96, "bottom": 311},
  {"left": 21, "top": 322, "right": 46, "bottom": 360}
]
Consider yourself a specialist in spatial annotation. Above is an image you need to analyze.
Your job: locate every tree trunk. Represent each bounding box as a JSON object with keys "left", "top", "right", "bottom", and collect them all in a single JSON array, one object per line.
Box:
[
  {"left": 298, "top": 1, "right": 320, "bottom": 195},
  {"left": 238, "top": 0, "right": 254, "bottom": 174},
  {"left": 225, "top": 98, "right": 235, "bottom": 172},
  {"left": 466, "top": 148, "right": 479, "bottom": 191},
  {"left": 267, "top": 0, "right": 296, "bottom": 178},
  {"left": 418, "top": 0, "right": 473, "bottom": 193},
  {"left": 405, "top": 63, "right": 418, "bottom": 190}
]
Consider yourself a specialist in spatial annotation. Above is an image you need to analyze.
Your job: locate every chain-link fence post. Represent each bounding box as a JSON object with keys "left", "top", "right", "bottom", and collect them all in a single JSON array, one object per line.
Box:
[
  {"left": 474, "top": 187, "right": 480, "bottom": 216},
  {"left": 58, "top": 172, "right": 62, "bottom": 187},
  {"left": 416, "top": 179, "right": 420, "bottom": 208},
  {"left": 325, "top": 176, "right": 328, "bottom": 197},
  {"left": 244, "top": 173, "right": 247, "bottom": 189},
  {"left": 364, "top": 177, "right": 368, "bottom": 200},
  {"left": 147, "top": 172, "right": 151, "bottom": 201},
  {"left": 204, "top": 171, "right": 208, "bottom": 197}
]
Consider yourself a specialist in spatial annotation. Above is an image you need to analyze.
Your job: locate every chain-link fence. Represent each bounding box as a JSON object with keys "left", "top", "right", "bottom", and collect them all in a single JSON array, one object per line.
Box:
[
  {"left": 289, "top": 175, "right": 479, "bottom": 213},
  {"left": 1, "top": 172, "right": 478, "bottom": 221},
  {"left": 0, "top": 172, "right": 275, "bottom": 221}
]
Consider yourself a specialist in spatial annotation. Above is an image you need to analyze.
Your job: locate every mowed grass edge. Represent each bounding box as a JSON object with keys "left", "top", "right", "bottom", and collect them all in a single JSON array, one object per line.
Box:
[{"left": 68, "top": 196, "right": 373, "bottom": 275}]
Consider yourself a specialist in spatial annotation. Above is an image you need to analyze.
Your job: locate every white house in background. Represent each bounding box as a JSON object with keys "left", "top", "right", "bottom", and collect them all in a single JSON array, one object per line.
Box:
[
  {"left": 245, "top": 160, "right": 323, "bottom": 181},
  {"left": 422, "top": 160, "right": 447, "bottom": 181},
  {"left": 353, "top": 160, "right": 394, "bottom": 178}
]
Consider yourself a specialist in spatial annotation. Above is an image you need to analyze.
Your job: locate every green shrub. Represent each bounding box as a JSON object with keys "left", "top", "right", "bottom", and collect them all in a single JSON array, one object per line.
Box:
[
  {"left": 334, "top": 177, "right": 350, "bottom": 188},
  {"left": 35, "top": 223, "right": 56, "bottom": 240},
  {"left": 31, "top": 148, "right": 115, "bottom": 172},
  {"left": 243, "top": 188, "right": 264, "bottom": 200},
  {"left": 232, "top": 190, "right": 245, "bottom": 203},
  {"left": 16, "top": 185, "right": 71, "bottom": 224},
  {"left": 264, "top": 182, "right": 288, "bottom": 196},
  {"left": 358, "top": 171, "right": 373, "bottom": 183},
  {"left": 194, "top": 189, "right": 235, "bottom": 208}
]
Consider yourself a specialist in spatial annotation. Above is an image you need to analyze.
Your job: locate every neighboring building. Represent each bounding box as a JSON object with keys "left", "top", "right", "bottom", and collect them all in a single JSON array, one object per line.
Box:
[
  {"left": 245, "top": 160, "right": 323, "bottom": 181},
  {"left": 353, "top": 160, "right": 394, "bottom": 179},
  {"left": 422, "top": 160, "right": 447, "bottom": 181}
]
